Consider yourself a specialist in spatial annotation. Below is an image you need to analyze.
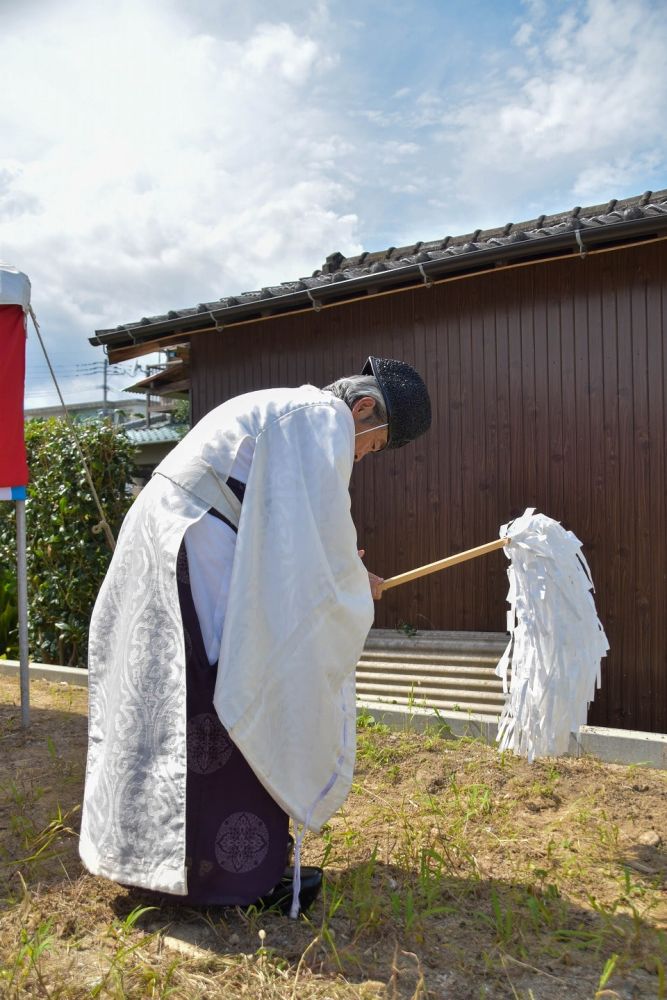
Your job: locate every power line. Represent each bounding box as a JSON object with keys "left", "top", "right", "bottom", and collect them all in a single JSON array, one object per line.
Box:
[{"left": 26, "top": 369, "right": 136, "bottom": 382}]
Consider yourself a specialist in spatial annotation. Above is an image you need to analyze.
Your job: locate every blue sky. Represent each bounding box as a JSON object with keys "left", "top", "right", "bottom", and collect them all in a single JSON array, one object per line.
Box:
[{"left": 1, "top": 0, "right": 665, "bottom": 405}]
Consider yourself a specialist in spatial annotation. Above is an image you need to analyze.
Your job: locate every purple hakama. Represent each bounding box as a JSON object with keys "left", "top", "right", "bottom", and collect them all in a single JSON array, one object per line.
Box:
[{"left": 173, "top": 514, "right": 289, "bottom": 906}]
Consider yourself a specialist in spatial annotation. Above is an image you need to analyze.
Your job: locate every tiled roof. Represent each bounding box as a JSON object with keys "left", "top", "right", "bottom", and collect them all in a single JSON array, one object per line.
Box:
[
  {"left": 123, "top": 424, "right": 188, "bottom": 445},
  {"left": 92, "top": 188, "right": 667, "bottom": 350}
]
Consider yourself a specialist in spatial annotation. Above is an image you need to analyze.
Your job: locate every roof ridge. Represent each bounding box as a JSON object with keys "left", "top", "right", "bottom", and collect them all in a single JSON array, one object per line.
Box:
[
  {"left": 326, "top": 189, "right": 667, "bottom": 271},
  {"left": 93, "top": 187, "right": 667, "bottom": 345}
]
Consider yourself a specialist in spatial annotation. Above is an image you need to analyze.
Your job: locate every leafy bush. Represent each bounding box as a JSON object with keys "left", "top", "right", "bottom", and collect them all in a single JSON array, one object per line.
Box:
[
  {"left": 0, "top": 563, "right": 19, "bottom": 659},
  {"left": 0, "top": 419, "right": 135, "bottom": 666},
  {"left": 170, "top": 397, "right": 191, "bottom": 426}
]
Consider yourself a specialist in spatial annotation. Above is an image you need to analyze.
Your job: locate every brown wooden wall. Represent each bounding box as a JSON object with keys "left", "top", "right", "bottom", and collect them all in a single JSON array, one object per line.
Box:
[{"left": 191, "top": 243, "right": 667, "bottom": 734}]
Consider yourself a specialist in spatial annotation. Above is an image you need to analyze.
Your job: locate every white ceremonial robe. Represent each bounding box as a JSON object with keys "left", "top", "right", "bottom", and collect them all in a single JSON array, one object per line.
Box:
[
  {"left": 79, "top": 386, "right": 374, "bottom": 895},
  {"left": 185, "top": 435, "right": 255, "bottom": 664}
]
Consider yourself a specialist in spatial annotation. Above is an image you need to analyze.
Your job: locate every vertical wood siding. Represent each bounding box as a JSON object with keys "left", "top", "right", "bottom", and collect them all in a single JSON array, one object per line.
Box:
[{"left": 191, "top": 244, "right": 667, "bottom": 734}]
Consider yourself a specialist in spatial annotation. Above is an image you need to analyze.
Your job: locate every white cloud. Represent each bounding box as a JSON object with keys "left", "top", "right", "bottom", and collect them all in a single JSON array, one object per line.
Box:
[
  {"left": 572, "top": 153, "right": 662, "bottom": 201},
  {"left": 243, "top": 22, "right": 331, "bottom": 83},
  {"left": 2, "top": 0, "right": 665, "bottom": 406},
  {"left": 498, "top": 2, "right": 664, "bottom": 159},
  {"left": 513, "top": 22, "right": 534, "bottom": 47},
  {"left": 0, "top": 0, "right": 360, "bottom": 402},
  {"left": 380, "top": 141, "right": 420, "bottom": 165},
  {"left": 412, "top": 0, "right": 667, "bottom": 237}
]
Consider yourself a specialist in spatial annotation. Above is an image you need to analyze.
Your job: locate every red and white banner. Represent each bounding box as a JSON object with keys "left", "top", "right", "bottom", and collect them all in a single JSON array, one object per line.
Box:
[{"left": 0, "top": 265, "right": 30, "bottom": 493}]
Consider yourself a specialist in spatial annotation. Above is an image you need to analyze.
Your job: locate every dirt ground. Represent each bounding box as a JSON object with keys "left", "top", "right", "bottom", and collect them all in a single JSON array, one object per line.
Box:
[{"left": 0, "top": 674, "right": 665, "bottom": 999}]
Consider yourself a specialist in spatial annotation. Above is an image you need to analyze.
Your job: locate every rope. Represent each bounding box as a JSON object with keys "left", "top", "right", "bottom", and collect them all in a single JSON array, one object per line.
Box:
[{"left": 28, "top": 308, "right": 116, "bottom": 552}]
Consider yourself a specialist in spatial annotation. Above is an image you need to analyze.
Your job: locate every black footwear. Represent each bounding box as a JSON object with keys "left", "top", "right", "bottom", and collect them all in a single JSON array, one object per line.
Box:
[{"left": 254, "top": 865, "right": 323, "bottom": 915}]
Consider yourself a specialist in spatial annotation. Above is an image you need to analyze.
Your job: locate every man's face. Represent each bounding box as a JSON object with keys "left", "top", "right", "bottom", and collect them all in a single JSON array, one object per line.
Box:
[{"left": 351, "top": 396, "right": 389, "bottom": 462}]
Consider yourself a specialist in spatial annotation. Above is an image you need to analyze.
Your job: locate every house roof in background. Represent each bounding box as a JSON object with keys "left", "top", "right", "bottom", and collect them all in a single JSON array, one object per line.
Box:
[
  {"left": 24, "top": 398, "right": 144, "bottom": 420},
  {"left": 123, "top": 424, "right": 188, "bottom": 445},
  {"left": 123, "top": 355, "right": 190, "bottom": 397},
  {"left": 92, "top": 188, "right": 667, "bottom": 358}
]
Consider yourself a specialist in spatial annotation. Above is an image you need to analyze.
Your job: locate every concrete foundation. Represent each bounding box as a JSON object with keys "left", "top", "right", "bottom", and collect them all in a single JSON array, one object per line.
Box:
[{"left": 2, "top": 658, "right": 665, "bottom": 768}]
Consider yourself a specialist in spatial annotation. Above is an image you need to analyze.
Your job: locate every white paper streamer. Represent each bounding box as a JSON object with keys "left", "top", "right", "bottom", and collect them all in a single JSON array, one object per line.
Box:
[{"left": 495, "top": 508, "right": 609, "bottom": 761}]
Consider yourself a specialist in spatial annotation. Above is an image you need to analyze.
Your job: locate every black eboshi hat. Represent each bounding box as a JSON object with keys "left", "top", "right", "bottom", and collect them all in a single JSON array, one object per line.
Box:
[{"left": 361, "top": 356, "right": 431, "bottom": 449}]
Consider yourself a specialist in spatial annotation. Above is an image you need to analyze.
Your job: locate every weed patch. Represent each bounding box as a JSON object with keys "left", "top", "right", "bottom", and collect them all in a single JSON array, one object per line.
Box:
[{"left": 0, "top": 675, "right": 665, "bottom": 999}]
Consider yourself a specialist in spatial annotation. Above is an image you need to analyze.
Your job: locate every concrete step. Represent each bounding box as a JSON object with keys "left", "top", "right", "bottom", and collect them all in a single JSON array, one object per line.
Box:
[
  {"left": 358, "top": 659, "right": 504, "bottom": 681},
  {"left": 364, "top": 628, "right": 507, "bottom": 652},
  {"left": 358, "top": 691, "right": 504, "bottom": 718},
  {"left": 356, "top": 669, "right": 504, "bottom": 693},
  {"left": 358, "top": 628, "right": 507, "bottom": 720},
  {"left": 357, "top": 679, "right": 505, "bottom": 706},
  {"left": 359, "top": 653, "right": 504, "bottom": 670}
]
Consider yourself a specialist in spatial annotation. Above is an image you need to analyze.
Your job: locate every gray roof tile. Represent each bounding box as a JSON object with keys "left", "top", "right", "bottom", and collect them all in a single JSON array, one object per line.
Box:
[
  {"left": 93, "top": 188, "right": 667, "bottom": 347},
  {"left": 124, "top": 424, "right": 188, "bottom": 445}
]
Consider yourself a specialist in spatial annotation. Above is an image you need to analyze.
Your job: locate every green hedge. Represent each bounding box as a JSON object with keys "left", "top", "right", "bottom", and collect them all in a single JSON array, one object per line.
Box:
[
  {"left": 0, "top": 563, "right": 18, "bottom": 660},
  {"left": 0, "top": 419, "right": 135, "bottom": 666}
]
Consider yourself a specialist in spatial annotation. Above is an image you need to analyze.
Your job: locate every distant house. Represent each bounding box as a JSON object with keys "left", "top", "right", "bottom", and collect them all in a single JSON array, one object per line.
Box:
[
  {"left": 91, "top": 189, "right": 667, "bottom": 735},
  {"left": 122, "top": 422, "right": 189, "bottom": 486},
  {"left": 26, "top": 395, "right": 187, "bottom": 484},
  {"left": 25, "top": 398, "right": 145, "bottom": 424}
]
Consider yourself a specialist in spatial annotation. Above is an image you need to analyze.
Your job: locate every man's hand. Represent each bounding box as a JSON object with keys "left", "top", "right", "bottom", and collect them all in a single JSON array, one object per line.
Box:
[{"left": 358, "top": 549, "right": 384, "bottom": 600}]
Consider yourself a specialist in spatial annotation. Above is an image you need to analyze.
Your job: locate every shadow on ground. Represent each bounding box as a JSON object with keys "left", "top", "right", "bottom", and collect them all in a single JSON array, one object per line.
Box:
[
  {"left": 108, "top": 855, "right": 665, "bottom": 1000},
  {"left": 1, "top": 679, "right": 665, "bottom": 999}
]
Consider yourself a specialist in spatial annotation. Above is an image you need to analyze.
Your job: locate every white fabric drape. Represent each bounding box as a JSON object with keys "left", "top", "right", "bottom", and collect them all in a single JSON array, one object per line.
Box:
[
  {"left": 79, "top": 477, "right": 206, "bottom": 893},
  {"left": 80, "top": 386, "right": 373, "bottom": 894},
  {"left": 495, "top": 508, "right": 609, "bottom": 761},
  {"left": 0, "top": 263, "right": 31, "bottom": 310},
  {"left": 214, "top": 398, "right": 374, "bottom": 831},
  {"left": 184, "top": 436, "right": 255, "bottom": 664}
]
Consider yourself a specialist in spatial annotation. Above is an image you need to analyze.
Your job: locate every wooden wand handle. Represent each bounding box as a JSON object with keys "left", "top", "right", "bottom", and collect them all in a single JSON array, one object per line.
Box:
[{"left": 380, "top": 536, "right": 509, "bottom": 593}]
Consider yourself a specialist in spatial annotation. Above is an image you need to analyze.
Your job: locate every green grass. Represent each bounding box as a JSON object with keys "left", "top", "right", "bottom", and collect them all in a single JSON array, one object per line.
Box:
[{"left": 0, "top": 678, "right": 665, "bottom": 999}]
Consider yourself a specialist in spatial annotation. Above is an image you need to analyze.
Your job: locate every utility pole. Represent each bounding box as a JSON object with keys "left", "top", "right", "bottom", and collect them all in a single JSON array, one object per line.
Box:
[
  {"left": 102, "top": 359, "right": 108, "bottom": 415},
  {"left": 143, "top": 352, "right": 166, "bottom": 427}
]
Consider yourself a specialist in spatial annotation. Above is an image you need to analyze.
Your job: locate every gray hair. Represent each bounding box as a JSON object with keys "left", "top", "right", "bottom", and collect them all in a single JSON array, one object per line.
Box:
[{"left": 323, "top": 374, "right": 387, "bottom": 424}]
